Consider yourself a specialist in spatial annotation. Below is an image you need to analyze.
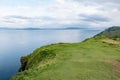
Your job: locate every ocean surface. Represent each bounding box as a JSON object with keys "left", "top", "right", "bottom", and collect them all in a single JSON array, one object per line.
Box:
[{"left": 0, "top": 29, "right": 102, "bottom": 80}]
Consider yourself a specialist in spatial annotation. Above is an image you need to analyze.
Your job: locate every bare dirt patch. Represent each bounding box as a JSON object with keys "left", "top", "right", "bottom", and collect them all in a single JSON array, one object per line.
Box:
[
  {"left": 115, "top": 59, "right": 120, "bottom": 71},
  {"left": 102, "top": 39, "right": 120, "bottom": 45},
  {"left": 114, "top": 60, "right": 120, "bottom": 80}
]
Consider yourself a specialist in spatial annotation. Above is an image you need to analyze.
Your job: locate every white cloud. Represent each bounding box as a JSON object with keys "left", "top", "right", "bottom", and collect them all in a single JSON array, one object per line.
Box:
[
  {"left": 56, "top": 0, "right": 66, "bottom": 4},
  {"left": 0, "top": 0, "right": 120, "bottom": 28}
]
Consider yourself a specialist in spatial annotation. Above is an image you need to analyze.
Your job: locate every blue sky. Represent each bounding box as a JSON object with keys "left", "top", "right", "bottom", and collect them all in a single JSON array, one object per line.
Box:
[{"left": 0, "top": 0, "right": 120, "bottom": 28}]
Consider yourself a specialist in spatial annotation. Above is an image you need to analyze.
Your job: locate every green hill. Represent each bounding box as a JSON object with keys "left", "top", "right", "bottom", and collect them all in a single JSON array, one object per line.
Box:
[
  {"left": 96, "top": 26, "right": 120, "bottom": 39},
  {"left": 12, "top": 27, "right": 120, "bottom": 80}
]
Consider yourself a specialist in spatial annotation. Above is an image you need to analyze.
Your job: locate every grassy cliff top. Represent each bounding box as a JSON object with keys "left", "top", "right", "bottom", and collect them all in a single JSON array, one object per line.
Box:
[{"left": 12, "top": 27, "right": 120, "bottom": 80}]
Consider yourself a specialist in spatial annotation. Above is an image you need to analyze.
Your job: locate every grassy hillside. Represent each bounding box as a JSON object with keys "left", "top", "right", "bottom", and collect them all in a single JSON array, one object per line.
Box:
[
  {"left": 96, "top": 26, "right": 120, "bottom": 39},
  {"left": 12, "top": 36, "right": 120, "bottom": 80},
  {"left": 12, "top": 27, "right": 120, "bottom": 80}
]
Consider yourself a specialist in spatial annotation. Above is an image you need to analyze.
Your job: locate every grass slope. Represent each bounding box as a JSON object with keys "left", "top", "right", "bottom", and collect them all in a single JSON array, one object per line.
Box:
[
  {"left": 12, "top": 36, "right": 120, "bottom": 80},
  {"left": 96, "top": 26, "right": 120, "bottom": 39}
]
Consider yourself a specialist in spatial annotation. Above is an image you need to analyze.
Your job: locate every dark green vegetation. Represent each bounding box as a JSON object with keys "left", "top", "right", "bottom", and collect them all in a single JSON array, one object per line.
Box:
[
  {"left": 96, "top": 26, "right": 120, "bottom": 39},
  {"left": 12, "top": 27, "right": 120, "bottom": 80}
]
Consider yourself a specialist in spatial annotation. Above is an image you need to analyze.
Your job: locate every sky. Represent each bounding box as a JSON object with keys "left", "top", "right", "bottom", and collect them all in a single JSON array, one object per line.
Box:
[{"left": 0, "top": 0, "right": 120, "bottom": 28}]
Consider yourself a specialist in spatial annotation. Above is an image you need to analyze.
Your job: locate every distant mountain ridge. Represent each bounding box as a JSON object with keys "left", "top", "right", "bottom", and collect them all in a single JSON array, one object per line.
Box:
[
  {"left": 0, "top": 27, "right": 82, "bottom": 30},
  {"left": 0, "top": 27, "right": 95, "bottom": 30}
]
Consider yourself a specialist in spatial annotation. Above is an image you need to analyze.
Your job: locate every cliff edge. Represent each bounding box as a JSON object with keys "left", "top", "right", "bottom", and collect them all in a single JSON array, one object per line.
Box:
[{"left": 12, "top": 26, "right": 120, "bottom": 80}]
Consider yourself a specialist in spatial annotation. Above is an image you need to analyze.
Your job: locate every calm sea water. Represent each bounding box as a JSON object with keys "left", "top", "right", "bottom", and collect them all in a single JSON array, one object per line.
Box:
[{"left": 0, "top": 29, "right": 102, "bottom": 80}]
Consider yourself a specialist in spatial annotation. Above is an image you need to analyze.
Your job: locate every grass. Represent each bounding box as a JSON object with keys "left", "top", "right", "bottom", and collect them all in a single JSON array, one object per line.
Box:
[{"left": 12, "top": 37, "right": 120, "bottom": 80}]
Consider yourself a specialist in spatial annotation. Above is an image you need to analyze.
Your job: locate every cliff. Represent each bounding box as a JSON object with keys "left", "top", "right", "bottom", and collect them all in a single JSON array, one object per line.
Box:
[{"left": 12, "top": 27, "right": 120, "bottom": 80}]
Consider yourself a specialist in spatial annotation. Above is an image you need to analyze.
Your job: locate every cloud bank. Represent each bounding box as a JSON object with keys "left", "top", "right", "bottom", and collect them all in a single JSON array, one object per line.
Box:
[{"left": 0, "top": 0, "right": 120, "bottom": 28}]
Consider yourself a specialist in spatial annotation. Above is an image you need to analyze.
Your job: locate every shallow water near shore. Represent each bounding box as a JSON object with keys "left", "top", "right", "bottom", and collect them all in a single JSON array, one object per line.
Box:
[{"left": 0, "top": 29, "right": 102, "bottom": 80}]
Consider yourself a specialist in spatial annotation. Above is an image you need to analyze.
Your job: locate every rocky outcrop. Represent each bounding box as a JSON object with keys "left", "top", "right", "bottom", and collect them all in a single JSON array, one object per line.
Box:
[{"left": 19, "top": 56, "right": 28, "bottom": 72}]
